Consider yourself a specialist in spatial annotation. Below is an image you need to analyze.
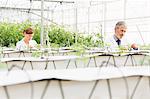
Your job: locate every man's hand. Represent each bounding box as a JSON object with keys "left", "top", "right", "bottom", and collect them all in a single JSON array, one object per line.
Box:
[{"left": 131, "top": 43, "right": 138, "bottom": 50}]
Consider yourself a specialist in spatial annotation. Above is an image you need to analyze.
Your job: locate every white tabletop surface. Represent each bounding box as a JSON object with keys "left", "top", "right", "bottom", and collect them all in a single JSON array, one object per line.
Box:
[{"left": 0, "top": 66, "right": 150, "bottom": 86}]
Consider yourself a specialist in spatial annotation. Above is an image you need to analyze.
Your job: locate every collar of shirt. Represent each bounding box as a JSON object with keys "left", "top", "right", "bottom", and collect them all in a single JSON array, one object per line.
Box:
[
  {"left": 113, "top": 35, "right": 122, "bottom": 46},
  {"left": 113, "top": 34, "right": 120, "bottom": 42}
]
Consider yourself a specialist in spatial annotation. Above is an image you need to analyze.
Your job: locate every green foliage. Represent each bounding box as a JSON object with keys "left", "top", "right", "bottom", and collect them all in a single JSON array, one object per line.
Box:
[
  {"left": 94, "top": 33, "right": 105, "bottom": 47},
  {"left": 139, "top": 44, "right": 150, "bottom": 50},
  {"left": 77, "top": 35, "right": 94, "bottom": 48},
  {"left": 50, "top": 43, "right": 60, "bottom": 50},
  {"left": 0, "top": 21, "right": 32, "bottom": 47},
  {"left": 70, "top": 43, "right": 86, "bottom": 56},
  {"left": 0, "top": 21, "right": 104, "bottom": 49},
  {"left": 0, "top": 22, "right": 20, "bottom": 46},
  {"left": 48, "top": 25, "right": 75, "bottom": 47},
  {"left": 0, "top": 46, "right": 2, "bottom": 59},
  {"left": 32, "top": 24, "right": 41, "bottom": 44},
  {"left": 118, "top": 45, "right": 130, "bottom": 51},
  {"left": 31, "top": 51, "right": 42, "bottom": 58}
]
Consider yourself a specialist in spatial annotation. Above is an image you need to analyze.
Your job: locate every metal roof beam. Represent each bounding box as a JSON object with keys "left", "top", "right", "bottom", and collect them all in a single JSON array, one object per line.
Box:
[
  {"left": 0, "top": 6, "right": 51, "bottom": 11},
  {"left": 28, "top": 0, "right": 74, "bottom": 3}
]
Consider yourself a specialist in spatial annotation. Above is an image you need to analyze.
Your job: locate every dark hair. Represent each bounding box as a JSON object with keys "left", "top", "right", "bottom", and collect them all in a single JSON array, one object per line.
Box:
[{"left": 23, "top": 28, "right": 33, "bottom": 34}]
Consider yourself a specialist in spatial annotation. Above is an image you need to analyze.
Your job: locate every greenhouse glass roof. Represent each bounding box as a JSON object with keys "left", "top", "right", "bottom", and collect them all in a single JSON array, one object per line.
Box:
[{"left": 0, "top": 0, "right": 150, "bottom": 44}]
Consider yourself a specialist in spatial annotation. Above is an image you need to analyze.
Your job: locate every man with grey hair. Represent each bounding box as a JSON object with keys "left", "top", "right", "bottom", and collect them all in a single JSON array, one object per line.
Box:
[{"left": 105, "top": 21, "right": 138, "bottom": 51}]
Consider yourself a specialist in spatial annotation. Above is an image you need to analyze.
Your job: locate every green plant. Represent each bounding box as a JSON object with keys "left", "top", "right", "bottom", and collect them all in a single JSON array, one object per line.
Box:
[
  {"left": 0, "top": 21, "right": 104, "bottom": 49},
  {"left": 32, "top": 23, "right": 41, "bottom": 44},
  {"left": 0, "top": 21, "right": 33, "bottom": 47},
  {"left": 31, "top": 51, "right": 42, "bottom": 58},
  {"left": 70, "top": 43, "right": 86, "bottom": 56},
  {"left": 48, "top": 25, "right": 75, "bottom": 47},
  {"left": 139, "top": 44, "right": 150, "bottom": 50},
  {"left": 94, "top": 33, "right": 105, "bottom": 47}
]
